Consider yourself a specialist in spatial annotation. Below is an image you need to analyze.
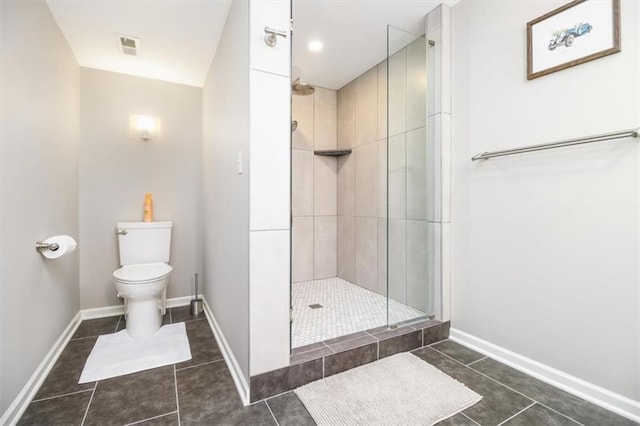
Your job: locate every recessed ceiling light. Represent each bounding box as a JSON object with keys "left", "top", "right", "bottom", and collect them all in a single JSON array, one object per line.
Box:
[{"left": 308, "top": 40, "right": 323, "bottom": 52}]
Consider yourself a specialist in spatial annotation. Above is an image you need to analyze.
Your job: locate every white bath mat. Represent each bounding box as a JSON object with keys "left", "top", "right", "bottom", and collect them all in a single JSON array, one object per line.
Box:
[
  {"left": 79, "top": 322, "right": 191, "bottom": 383},
  {"left": 295, "top": 352, "right": 481, "bottom": 425}
]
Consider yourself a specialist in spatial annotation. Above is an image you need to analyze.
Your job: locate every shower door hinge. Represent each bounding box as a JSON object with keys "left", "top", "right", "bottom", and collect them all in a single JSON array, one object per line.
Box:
[
  {"left": 290, "top": 19, "right": 294, "bottom": 32},
  {"left": 290, "top": 307, "right": 293, "bottom": 323}
]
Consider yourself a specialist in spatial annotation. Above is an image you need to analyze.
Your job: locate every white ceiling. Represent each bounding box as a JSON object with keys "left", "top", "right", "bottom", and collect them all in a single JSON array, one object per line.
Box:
[
  {"left": 46, "top": 0, "right": 457, "bottom": 90},
  {"left": 293, "top": 0, "right": 459, "bottom": 90},
  {"left": 46, "top": 0, "right": 231, "bottom": 87}
]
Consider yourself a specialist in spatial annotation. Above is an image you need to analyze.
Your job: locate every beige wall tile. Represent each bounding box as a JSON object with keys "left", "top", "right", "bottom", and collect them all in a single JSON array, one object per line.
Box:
[
  {"left": 337, "top": 81, "right": 355, "bottom": 149},
  {"left": 406, "top": 126, "right": 427, "bottom": 220},
  {"left": 387, "top": 218, "right": 406, "bottom": 304},
  {"left": 314, "top": 155, "right": 337, "bottom": 216},
  {"left": 314, "top": 216, "right": 337, "bottom": 279},
  {"left": 337, "top": 153, "right": 355, "bottom": 217},
  {"left": 355, "top": 67, "right": 378, "bottom": 146},
  {"left": 406, "top": 219, "right": 427, "bottom": 312},
  {"left": 377, "top": 61, "right": 388, "bottom": 141},
  {"left": 377, "top": 218, "right": 387, "bottom": 297},
  {"left": 388, "top": 133, "right": 406, "bottom": 172},
  {"left": 388, "top": 134, "right": 406, "bottom": 219},
  {"left": 292, "top": 92, "right": 314, "bottom": 150},
  {"left": 355, "top": 142, "right": 377, "bottom": 217},
  {"left": 292, "top": 149, "right": 314, "bottom": 216},
  {"left": 388, "top": 48, "right": 406, "bottom": 137},
  {"left": 314, "top": 87, "right": 337, "bottom": 150},
  {"left": 337, "top": 215, "right": 356, "bottom": 283},
  {"left": 388, "top": 170, "right": 406, "bottom": 220},
  {"left": 377, "top": 139, "right": 387, "bottom": 218},
  {"left": 406, "top": 39, "right": 427, "bottom": 131},
  {"left": 356, "top": 217, "right": 377, "bottom": 292},
  {"left": 292, "top": 217, "right": 314, "bottom": 282}
]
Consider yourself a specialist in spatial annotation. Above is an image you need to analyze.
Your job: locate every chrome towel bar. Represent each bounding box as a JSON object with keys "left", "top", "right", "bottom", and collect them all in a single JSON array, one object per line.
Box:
[{"left": 472, "top": 128, "right": 639, "bottom": 161}]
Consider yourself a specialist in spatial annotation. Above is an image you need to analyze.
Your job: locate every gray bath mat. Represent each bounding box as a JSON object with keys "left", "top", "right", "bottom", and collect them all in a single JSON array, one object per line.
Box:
[{"left": 295, "top": 352, "right": 481, "bottom": 425}]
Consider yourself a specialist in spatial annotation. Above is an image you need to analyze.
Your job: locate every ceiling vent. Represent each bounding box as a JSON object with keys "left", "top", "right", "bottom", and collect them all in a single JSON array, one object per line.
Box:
[{"left": 115, "top": 33, "right": 140, "bottom": 56}]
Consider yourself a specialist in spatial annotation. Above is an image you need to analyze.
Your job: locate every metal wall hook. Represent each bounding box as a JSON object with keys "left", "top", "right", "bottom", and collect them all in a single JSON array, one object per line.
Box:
[
  {"left": 36, "top": 242, "right": 59, "bottom": 252},
  {"left": 264, "top": 26, "right": 287, "bottom": 47}
]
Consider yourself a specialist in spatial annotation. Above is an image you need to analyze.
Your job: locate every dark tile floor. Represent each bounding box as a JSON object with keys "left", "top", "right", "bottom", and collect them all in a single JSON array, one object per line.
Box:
[{"left": 18, "top": 311, "right": 637, "bottom": 426}]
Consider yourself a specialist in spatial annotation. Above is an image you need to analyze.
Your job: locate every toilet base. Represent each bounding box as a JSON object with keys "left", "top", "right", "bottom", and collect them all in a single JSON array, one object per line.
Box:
[{"left": 125, "top": 298, "right": 162, "bottom": 338}]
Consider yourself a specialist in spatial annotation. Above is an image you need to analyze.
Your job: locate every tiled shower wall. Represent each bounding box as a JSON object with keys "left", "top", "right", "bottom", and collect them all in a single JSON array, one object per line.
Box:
[
  {"left": 292, "top": 87, "right": 338, "bottom": 282},
  {"left": 337, "top": 39, "right": 429, "bottom": 313}
]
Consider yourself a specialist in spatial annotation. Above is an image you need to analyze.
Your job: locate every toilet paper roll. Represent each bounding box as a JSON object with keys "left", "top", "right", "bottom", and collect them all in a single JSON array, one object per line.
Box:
[{"left": 41, "top": 235, "right": 77, "bottom": 259}]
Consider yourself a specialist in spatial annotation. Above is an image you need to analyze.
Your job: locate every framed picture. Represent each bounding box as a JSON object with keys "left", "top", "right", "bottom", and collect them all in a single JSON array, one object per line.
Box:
[{"left": 527, "top": 0, "right": 620, "bottom": 80}]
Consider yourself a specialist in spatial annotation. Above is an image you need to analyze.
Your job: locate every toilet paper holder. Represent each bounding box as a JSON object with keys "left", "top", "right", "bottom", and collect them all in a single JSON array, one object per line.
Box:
[{"left": 35, "top": 241, "right": 60, "bottom": 252}]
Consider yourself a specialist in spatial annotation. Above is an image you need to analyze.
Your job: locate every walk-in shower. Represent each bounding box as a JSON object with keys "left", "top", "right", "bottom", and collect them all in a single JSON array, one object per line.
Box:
[{"left": 290, "top": 25, "right": 435, "bottom": 349}]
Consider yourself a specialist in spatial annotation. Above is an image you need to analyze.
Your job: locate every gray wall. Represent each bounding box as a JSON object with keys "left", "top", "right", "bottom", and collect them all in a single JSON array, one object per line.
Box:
[
  {"left": 202, "top": 0, "right": 250, "bottom": 382},
  {"left": 0, "top": 0, "right": 79, "bottom": 415},
  {"left": 292, "top": 87, "right": 338, "bottom": 282},
  {"left": 79, "top": 68, "right": 203, "bottom": 309},
  {"left": 451, "top": 0, "right": 640, "bottom": 400}
]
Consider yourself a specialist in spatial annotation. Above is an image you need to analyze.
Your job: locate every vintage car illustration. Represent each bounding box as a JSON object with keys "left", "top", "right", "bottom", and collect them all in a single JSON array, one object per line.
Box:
[{"left": 549, "top": 23, "right": 593, "bottom": 50}]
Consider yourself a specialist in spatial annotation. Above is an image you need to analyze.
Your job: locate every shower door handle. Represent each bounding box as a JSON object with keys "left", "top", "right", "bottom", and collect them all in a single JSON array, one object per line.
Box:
[{"left": 264, "top": 27, "right": 287, "bottom": 47}]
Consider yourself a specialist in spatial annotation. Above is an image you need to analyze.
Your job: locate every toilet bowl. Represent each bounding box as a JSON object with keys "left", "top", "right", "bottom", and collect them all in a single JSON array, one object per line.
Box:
[
  {"left": 114, "top": 263, "right": 172, "bottom": 338},
  {"left": 114, "top": 221, "right": 173, "bottom": 338}
]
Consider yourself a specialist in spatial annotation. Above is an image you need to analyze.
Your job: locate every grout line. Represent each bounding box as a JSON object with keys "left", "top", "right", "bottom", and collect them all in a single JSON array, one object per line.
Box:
[
  {"left": 31, "top": 388, "right": 94, "bottom": 403},
  {"left": 80, "top": 381, "right": 97, "bottom": 426},
  {"left": 124, "top": 411, "right": 178, "bottom": 426},
  {"left": 173, "top": 364, "right": 181, "bottom": 426},
  {"left": 496, "top": 402, "right": 536, "bottom": 426},
  {"left": 323, "top": 342, "right": 336, "bottom": 354},
  {"left": 461, "top": 412, "right": 481, "bottom": 426},
  {"left": 69, "top": 335, "right": 100, "bottom": 341},
  {"left": 466, "top": 356, "right": 487, "bottom": 367},
  {"left": 322, "top": 332, "right": 369, "bottom": 349},
  {"left": 261, "top": 389, "right": 297, "bottom": 405},
  {"left": 175, "top": 358, "right": 224, "bottom": 372},
  {"left": 264, "top": 400, "right": 280, "bottom": 426},
  {"left": 428, "top": 347, "right": 586, "bottom": 426}
]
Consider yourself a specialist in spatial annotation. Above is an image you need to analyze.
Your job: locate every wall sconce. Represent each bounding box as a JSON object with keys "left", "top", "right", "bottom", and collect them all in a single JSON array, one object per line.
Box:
[{"left": 130, "top": 115, "right": 160, "bottom": 141}]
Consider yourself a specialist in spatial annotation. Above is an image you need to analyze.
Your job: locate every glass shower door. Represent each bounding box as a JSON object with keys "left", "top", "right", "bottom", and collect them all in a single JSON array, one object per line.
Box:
[{"left": 386, "top": 25, "right": 433, "bottom": 326}]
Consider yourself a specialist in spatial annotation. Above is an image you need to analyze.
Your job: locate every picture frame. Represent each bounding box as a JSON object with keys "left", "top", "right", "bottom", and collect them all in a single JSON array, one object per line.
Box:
[{"left": 526, "top": 0, "right": 620, "bottom": 80}]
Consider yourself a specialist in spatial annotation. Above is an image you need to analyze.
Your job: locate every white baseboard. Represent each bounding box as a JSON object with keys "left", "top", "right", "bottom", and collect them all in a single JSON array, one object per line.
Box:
[
  {"left": 450, "top": 328, "right": 640, "bottom": 423},
  {"left": 202, "top": 298, "right": 250, "bottom": 406},
  {"left": 2, "top": 295, "right": 249, "bottom": 425},
  {"left": 1, "top": 312, "right": 82, "bottom": 426},
  {"left": 80, "top": 295, "right": 194, "bottom": 319}
]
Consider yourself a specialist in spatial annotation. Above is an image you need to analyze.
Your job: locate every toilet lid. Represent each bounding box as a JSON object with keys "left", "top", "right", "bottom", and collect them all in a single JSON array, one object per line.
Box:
[{"left": 113, "top": 263, "right": 172, "bottom": 283}]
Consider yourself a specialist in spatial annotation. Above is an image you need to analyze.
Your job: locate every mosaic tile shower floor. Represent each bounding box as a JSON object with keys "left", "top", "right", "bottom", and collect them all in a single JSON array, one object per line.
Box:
[{"left": 292, "top": 277, "right": 426, "bottom": 348}]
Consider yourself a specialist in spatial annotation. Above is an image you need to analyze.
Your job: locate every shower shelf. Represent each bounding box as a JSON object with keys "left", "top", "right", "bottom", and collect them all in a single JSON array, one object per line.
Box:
[{"left": 313, "top": 149, "right": 352, "bottom": 157}]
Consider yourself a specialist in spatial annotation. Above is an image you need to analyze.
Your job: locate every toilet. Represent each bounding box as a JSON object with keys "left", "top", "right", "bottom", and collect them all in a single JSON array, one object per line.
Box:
[{"left": 113, "top": 221, "right": 173, "bottom": 338}]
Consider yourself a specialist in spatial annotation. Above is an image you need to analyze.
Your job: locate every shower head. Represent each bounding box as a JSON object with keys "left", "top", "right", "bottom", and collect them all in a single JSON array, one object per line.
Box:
[
  {"left": 292, "top": 78, "right": 315, "bottom": 96},
  {"left": 292, "top": 120, "right": 298, "bottom": 132}
]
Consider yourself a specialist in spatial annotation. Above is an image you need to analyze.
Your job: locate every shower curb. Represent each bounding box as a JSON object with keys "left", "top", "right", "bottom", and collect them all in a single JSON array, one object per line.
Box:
[{"left": 249, "top": 320, "right": 450, "bottom": 402}]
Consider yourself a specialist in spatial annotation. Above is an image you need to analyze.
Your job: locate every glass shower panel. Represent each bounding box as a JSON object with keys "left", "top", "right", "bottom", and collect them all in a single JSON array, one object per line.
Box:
[{"left": 387, "top": 26, "right": 432, "bottom": 326}]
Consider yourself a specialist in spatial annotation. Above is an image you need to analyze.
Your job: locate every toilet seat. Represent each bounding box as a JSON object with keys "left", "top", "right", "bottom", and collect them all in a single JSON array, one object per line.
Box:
[{"left": 113, "top": 263, "right": 172, "bottom": 284}]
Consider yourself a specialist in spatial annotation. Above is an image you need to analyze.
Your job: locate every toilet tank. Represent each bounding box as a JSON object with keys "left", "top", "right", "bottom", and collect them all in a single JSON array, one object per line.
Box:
[{"left": 117, "top": 221, "right": 172, "bottom": 266}]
